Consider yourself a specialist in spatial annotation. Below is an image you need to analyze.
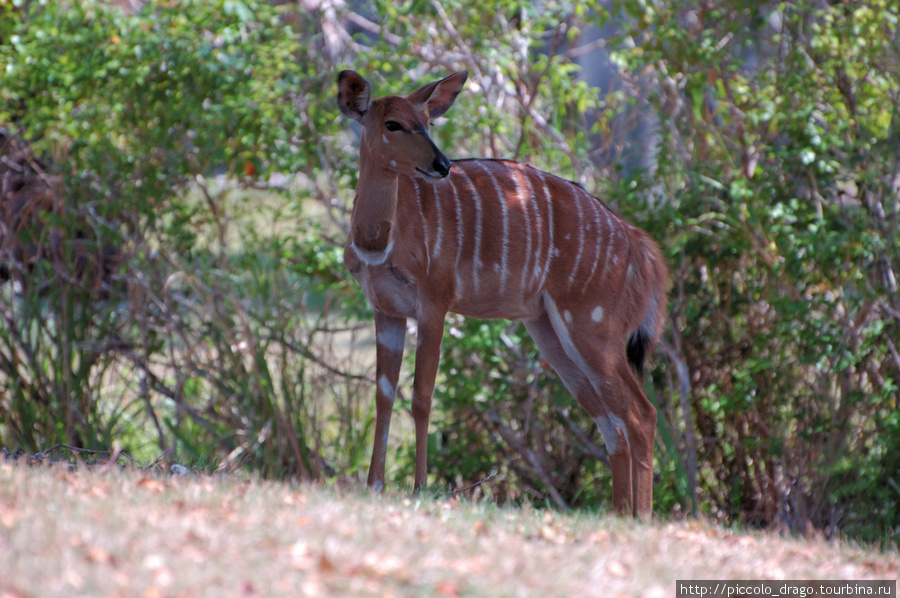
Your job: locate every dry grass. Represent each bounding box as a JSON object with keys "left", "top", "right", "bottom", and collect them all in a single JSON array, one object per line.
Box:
[{"left": 0, "top": 462, "right": 896, "bottom": 598}]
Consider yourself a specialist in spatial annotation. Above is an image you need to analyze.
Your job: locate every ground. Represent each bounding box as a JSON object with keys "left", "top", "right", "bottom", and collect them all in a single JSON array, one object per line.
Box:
[{"left": 0, "top": 461, "right": 896, "bottom": 597}]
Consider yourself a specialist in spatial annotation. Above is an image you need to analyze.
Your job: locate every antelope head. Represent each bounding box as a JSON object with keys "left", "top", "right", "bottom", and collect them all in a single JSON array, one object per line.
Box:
[{"left": 337, "top": 70, "right": 468, "bottom": 183}]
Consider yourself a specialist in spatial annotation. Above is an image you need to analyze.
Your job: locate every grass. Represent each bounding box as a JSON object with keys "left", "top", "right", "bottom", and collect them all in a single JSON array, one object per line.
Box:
[{"left": 0, "top": 461, "right": 896, "bottom": 598}]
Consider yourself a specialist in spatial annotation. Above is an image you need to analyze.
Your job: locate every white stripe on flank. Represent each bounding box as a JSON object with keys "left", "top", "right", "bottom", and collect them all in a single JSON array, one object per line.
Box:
[
  {"left": 457, "top": 168, "right": 483, "bottom": 293},
  {"left": 528, "top": 168, "right": 544, "bottom": 289},
  {"left": 449, "top": 178, "right": 465, "bottom": 296},
  {"left": 513, "top": 167, "right": 534, "bottom": 296},
  {"left": 581, "top": 198, "right": 605, "bottom": 293},
  {"left": 569, "top": 189, "right": 586, "bottom": 287},
  {"left": 604, "top": 222, "right": 617, "bottom": 275},
  {"left": 536, "top": 171, "right": 554, "bottom": 291},
  {"left": 475, "top": 161, "right": 509, "bottom": 294},
  {"left": 412, "top": 179, "right": 430, "bottom": 274}
]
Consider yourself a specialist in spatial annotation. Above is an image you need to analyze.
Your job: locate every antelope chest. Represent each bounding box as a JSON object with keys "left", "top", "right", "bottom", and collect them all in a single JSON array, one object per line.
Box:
[{"left": 344, "top": 245, "right": 418, "bottom": 319}]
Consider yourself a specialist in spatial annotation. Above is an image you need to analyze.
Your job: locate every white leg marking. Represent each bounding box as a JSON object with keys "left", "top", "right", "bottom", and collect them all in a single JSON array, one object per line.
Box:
[
  {"left": 352, "top": 240, "right": 394, "bottom": 267},
  {"left": 594, "top": 413, "right": 629, "bottom": 454},
  {"left": 378, "top": 375, "right": 397, "bottom": 403},
  {"left": 591, "top": 305, "right": 604, "bottom": 323},
  {"left": 376, "top": 323, "right": 405, "bottom": 354}
]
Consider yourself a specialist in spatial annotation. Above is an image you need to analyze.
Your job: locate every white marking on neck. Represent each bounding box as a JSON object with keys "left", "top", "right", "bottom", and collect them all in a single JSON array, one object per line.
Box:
[{"left": 351, "top": 239, "right": 393, "bottom": 267}]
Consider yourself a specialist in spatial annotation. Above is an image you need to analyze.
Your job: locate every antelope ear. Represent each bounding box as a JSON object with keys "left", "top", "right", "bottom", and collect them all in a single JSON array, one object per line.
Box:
[
  {"left": 404, "top": 71, "right": 468, "bottom": 120},
  {"left": 337, "top": 70, "right": 371, "bottom": 121}
]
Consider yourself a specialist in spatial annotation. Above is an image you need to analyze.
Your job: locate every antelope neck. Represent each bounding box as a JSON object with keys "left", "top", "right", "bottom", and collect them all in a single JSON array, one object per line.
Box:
[{"left": 351, "top": 150, "right": 399, "bottom": 254}]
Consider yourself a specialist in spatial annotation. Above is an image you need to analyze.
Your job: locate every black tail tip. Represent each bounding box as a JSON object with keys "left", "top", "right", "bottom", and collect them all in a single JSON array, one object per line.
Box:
[{"left": 626, "top": 329, "right": 650, "bottom": 380}]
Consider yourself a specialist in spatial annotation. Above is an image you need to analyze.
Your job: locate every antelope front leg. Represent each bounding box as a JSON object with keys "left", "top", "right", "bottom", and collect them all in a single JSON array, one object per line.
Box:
[
  {"left": 367, "top": 311, "right": 406, "bottom": 491},
  {"left": 411, "top": 313, "right": 445, "bottom": 490}
]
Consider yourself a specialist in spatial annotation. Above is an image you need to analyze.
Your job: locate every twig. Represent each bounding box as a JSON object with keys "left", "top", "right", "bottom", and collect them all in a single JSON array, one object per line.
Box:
[{"left": 444, "top": 468, "right": 499, "bottom": 496}]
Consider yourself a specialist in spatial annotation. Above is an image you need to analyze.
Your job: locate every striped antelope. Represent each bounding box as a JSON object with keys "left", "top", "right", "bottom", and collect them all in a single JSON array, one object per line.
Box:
[{"left": 337, "top": 70, "right": 669, "bottom": 518}]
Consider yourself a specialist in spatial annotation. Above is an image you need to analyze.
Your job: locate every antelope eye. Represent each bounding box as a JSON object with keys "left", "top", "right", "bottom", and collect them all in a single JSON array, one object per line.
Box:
[{"left": 384, "top": 121, "right": 404, "bottom": 132}]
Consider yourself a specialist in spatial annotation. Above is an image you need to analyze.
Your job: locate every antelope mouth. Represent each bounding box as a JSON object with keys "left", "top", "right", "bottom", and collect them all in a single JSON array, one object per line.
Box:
[{"left": 415, "top": 167, "right": 449, "bottom": 182}]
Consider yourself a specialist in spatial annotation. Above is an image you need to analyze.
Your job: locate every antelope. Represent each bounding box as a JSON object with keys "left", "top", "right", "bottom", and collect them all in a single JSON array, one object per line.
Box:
[{"left": 337, "top": 69, "right": 669, "bottom": 518}]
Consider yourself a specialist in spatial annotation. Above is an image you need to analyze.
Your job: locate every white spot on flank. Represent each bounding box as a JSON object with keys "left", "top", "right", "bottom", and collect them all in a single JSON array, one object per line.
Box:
[
  {"left": 591, "top": 306, "right": 604, "bottom": 322},
  {"left": 378, "top": 375, "right": 396, "bottom": 403}
]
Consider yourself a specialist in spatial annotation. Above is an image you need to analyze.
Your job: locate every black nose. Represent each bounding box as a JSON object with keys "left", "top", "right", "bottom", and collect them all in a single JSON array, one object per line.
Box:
[{"left": 433, "top": 153, "right": 452, "bottom": 178}]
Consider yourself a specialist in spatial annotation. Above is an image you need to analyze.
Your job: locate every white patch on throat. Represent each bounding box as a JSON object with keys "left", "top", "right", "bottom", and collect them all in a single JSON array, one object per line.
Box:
[{"left": 351, "top": 240, "right": 394, "bottom": 267}]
